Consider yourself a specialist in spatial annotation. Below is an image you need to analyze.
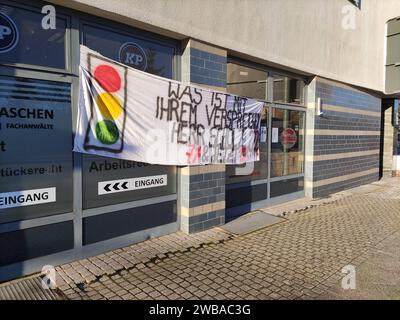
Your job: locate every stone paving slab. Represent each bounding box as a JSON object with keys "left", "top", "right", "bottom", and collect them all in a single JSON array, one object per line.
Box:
[
  {"left": 318, "top": 230, "right": 400, "bottom": 300},
  {"left": 220, "top": 210, "right": 286, "bottom": 235}
]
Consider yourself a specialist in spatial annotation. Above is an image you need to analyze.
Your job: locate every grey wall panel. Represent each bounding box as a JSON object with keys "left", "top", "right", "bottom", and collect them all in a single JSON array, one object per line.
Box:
[
  {"left": 0, "top": 221, "right": 74, "bottom": 266},
  {"left": 225, "top": 183, "right": 267, "bottom": 209},
  {"left": 270, "top": 178, "right": 304, "bottom": 198},
  {"left": 83, "top": 200, "right": 177, "bottom": 244}
]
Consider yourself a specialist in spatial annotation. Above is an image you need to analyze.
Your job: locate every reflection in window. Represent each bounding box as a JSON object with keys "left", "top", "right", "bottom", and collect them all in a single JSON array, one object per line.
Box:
[
  {"left": 273, "top": 75, "right": 304, "bottom": 105},
  {"left": 0, "top": 4, "right": 67, "bottom": 69},
  {"left": 226, "top": 107, "right": 268, "bottom": 184},
  {"left": 226, "top": 63, "right": 268, "bottom": 184},
  {"left": 271, "top": 109, "right": 304, "bottom": 177},
  {"left": 227, "top": 63, "right": 267, "bottom": 100},
  {"left": 82, "top": 24, "right": 175, "bottom": 79}
]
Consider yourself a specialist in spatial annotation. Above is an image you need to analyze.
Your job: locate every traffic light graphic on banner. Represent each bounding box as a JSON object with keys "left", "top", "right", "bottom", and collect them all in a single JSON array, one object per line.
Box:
[{"left": 83, "top": 54, "right": 127, "bottom": 153}]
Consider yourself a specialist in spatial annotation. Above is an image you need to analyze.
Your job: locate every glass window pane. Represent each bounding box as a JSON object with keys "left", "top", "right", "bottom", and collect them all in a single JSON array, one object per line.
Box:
[
  {"left": 227, "top": 63, "right": 267, "bottom": 100},
  {"left": 81, "top": 155, "right": 177, "bottom": 209},
  {"left": 0, "top": 76, "right": 73, "bottom": 223},
  {"left": 81, "top": 24, "right": 177, "bottom": 209},
  {"left": 0, "top": 4, "right": 67, "bottom": 69},
  {"left": 386, "top": 34, "right": 400, "bottom": 65},
  {"left": 82, "top": 24, "right": 175, "bottom": 79},
  {"left": 387, "top": 19, "right": 400, "bottom": 37},
  {"left": 272, "top": 75, "right": 304, "bottom": 105},
  {"left": 226, "top": 106, "right": 268, "bottom": 184},
  {"left": 271, "top": 108, "right": 304, "bottom": 177}
]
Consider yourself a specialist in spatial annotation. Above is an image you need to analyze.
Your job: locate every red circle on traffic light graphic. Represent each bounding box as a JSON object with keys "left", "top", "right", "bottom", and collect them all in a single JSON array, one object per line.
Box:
[{"left": 94, "top": 64, "right": 121, "bottom": 93}]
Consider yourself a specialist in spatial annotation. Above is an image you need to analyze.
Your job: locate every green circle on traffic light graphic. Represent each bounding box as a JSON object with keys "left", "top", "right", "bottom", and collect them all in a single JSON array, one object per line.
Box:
[{"left": 95, "top": 120, "right": 120, "bottom": 145}]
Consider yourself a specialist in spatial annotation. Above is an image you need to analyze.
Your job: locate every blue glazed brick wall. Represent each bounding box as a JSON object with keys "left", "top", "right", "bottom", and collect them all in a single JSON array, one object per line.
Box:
[
  {"left": 182, "top": 172, "right": 225, "bottom": 208},
  {"left": 312, "top": 79, "right": 382, "bottom": 198},
  {"left": 189, "top": 48, "right": 227, "bottom": 88},
  {"left": 316, "top": 82, "right": 381, "bottom": 112},
  {"left": 179, "top": 42, "right": 227, "bottom": 234},
  {"left": 180, "top": 170, "right": 226, "bottom": 234}
]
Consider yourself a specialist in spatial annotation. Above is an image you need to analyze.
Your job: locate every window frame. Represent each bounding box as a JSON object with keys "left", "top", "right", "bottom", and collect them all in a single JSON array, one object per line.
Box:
[
  {"left": 79, "top": 16, "right": 180, "bottom": 81},
  {"left": 0, "top": 0, "right": 72, "bottom": 74},
  {"left": 226, "top": 56, "right": 308, "bottom": 202},
  {"left": 0, "top": 0, "right": 181, "bottom": 255},
  {"left": 385, "top": 18, "right": 400, "bottom": 94}
]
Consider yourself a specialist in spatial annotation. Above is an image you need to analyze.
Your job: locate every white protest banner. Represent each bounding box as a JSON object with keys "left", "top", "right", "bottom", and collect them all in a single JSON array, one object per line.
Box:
[{"left": 74, "top": 46, "right": 263, "bottom": 165}]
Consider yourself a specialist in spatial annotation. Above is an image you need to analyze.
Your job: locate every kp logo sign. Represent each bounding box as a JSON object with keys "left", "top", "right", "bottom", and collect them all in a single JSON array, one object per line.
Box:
[
  {"left": 0, "top": 12, "right": 18, "bottom": 53},
  {"left": 119, "top": 42, "right": 147, "bottom": 71}
]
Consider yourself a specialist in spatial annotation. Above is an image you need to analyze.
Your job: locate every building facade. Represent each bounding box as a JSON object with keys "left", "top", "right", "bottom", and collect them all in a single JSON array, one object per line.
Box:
[{"left": 0, "top": 0, "right": 399, "bottom": 281}]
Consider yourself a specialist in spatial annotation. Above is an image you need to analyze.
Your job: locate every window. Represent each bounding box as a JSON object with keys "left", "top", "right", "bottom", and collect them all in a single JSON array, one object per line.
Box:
[
  {"left": 80, "top": 22, "right": 178, "bottom": 209},
  {"left": 227, "top": 63, "right": 267, "bottom": 100},
  {"left": 386, "top": 18, "right": 400, "bottom": 94},
  {"left": 0, "top": 76, "right": 73, "bottom": 223},
  {"left": 0, "top": 4, "right": 68, "bottom": 69},
  {"left": 270, "top": 108, "right": 305, "bottom": 177},
  {"left": 82, "top": 24, "right": 175, "bottom": 79},
  {"left": 272, "top": 75, "right": 304, "bottom": 105},
  {"left": 226, "top": 106, "right": 268, "bottom": 184},
  {"left": 226, "top": 62, "right": 268, "bottom": 184}
]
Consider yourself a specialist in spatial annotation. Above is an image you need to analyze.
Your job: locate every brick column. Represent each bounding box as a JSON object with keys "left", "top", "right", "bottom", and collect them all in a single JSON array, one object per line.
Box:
[
  {"left": 178, "top": 39, "right": 227, "bottom": 234},
  {"left": 382, "top": 103, "right": 395, "bottom": 177},
  {"left": 304, "top": 77, "right": 317, "bottom": 198}
]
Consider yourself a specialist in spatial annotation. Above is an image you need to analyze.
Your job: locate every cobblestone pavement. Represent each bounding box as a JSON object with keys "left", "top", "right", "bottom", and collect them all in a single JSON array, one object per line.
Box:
[
  {"left": 52, "top": 177, "right": 400, "bottom": 300},
  {"left": 3, "top": 178, "right": 400, "bottom": 300}
]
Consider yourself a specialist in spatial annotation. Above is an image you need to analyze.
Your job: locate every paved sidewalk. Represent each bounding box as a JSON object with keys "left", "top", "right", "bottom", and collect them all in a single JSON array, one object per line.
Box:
[
  {"left": 55, "top": 229, "right": 231, "bottom": 288},
  {"left": 1, "top": 177, "right": 400, "bottom": 300}
]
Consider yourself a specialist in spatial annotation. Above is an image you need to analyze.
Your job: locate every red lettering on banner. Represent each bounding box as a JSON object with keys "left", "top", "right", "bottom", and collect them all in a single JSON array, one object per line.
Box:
[
  {"left": 240, "top": 146, "right": 247, "bottom": 163},
  {"left": 186, "top": 144, "right": 202, "bottom": 164}
]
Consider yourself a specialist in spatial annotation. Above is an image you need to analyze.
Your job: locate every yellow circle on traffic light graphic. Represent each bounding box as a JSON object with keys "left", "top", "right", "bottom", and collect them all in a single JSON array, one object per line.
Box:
[{"left": 96, "top": 92, "right": 123, "bottom": 120}]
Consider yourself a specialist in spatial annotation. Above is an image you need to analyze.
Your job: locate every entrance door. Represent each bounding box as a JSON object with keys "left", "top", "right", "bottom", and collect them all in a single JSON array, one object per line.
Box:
[
  {"left": 225, "top": 106, "right": 269, "bottom": 218},
  {"left": 269, "top": 107, "right": 305, "bottom": 198},
  {"left": 225, "top": 60, "right": 306, "bottom": 219}
]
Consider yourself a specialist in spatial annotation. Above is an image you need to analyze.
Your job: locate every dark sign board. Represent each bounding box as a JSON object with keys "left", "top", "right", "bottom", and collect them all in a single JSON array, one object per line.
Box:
[
  {"left": 82, "top": 155, "right": 176, "bottom": 209},
  {"left": 0, "top": 77, "right": 73, "bottom": 223}
]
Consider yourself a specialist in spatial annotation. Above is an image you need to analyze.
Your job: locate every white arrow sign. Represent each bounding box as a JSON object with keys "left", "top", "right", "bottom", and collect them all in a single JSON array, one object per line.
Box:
[{"left": 98, "top": 174, "right": 167, "bottom": 195}]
